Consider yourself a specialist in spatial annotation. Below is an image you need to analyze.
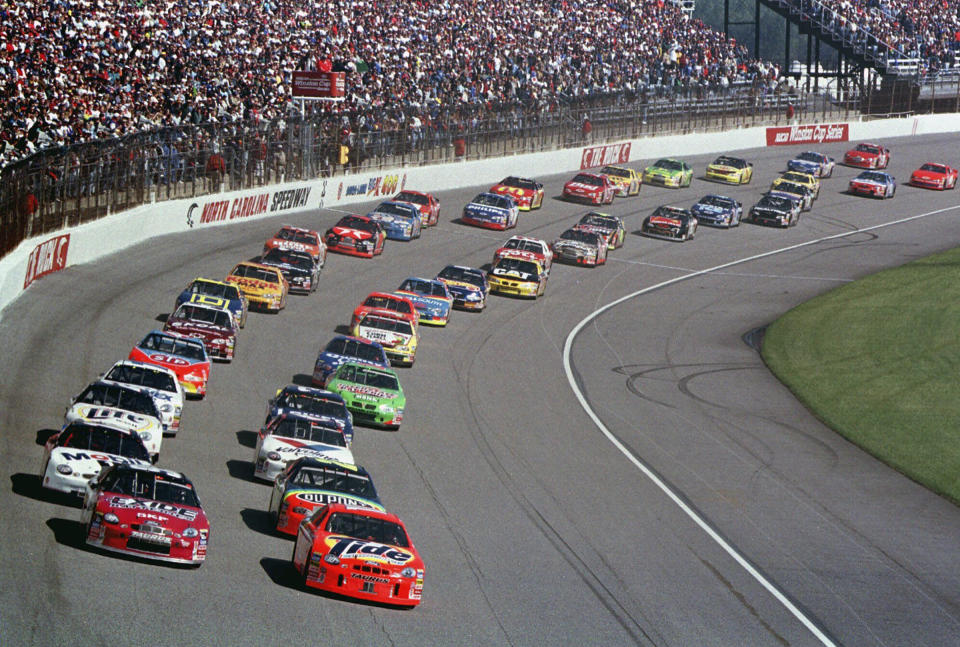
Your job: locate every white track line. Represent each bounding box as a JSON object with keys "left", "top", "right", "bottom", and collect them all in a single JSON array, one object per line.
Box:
[{"left": 562, "top": 204, "right": 960, "bottom": 646}]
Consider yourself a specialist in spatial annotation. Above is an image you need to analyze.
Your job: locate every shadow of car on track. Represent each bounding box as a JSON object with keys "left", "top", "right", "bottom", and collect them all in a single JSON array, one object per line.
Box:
[
  {"left": 290, "top": 373, "right": 314, "bottom": 388},
  {"left": 333, "top": 324, "right": 352, "bottom": 336},
  {"left": 259, "top": 557, "right": 417, "bottom": 610},
  {"left": 11, "top": 473, "right": 82, "bottom": 508},
  {"left": 35, "top": 429, "right": 58, "bottom": 445},
  {"left": 48, "top": 518, "right": 201, "bottom": 568},
  {"left": 240, "top": 508, "right": 283, "bottom": 538},
  {"left": 235, "top": 430, "right": 258, "bottom": 448},
  {"left": 226, "top": 459, "right": 259, "bottom": 484},
  {"left": 155, "top": 313, "right": 170, "bottom": 323}
]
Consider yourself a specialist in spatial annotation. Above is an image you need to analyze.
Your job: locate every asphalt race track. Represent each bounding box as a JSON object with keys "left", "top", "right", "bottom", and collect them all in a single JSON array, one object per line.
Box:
[{"left": 3, "top": 132, "right": 960, "bottom": 646}]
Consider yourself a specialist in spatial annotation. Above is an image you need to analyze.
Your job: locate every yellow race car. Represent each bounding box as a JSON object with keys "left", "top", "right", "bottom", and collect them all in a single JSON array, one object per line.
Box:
[
  {"left": 705, "top": 155, "right": 753, "bottom": 184},
  {"left": 773, "top": 170, "right": 820, "bottom": 198},
  {"left": 225, "top": 261, "right": 288, "bottom": 312},
  {"left": 487, "top": 257, "right": 548, "bottom": 299},
  {"left": 598, "top": 165, "right": 641, "bottom": 197}
]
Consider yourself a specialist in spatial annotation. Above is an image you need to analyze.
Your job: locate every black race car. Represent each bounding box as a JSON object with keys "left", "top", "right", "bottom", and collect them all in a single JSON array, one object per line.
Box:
[
  {"left": 641, "top": 205, "right": 697, "bottom": 242},
  {"left": 749, "top": 194, "right": 801, "bottom": 227},
  {"left": 260, "top": 248, "right": 321, "bottom": 294}
]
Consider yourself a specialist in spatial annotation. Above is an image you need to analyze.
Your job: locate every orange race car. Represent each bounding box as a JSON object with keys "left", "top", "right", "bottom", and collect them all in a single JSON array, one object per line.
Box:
[
  {"left": 263, "top": 224, "right": 327, "bottom": 267},
  {"left": 489, "top": 176, "right": 544, "bottom": 210}
]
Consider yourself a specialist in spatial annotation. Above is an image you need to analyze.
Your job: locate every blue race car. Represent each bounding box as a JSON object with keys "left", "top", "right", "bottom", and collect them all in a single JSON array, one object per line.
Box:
[
  {"left": 395, "top": 277, "right": 453, "bottom": 326},
  {"left": 265, "top": 384, "right": 356, "bottom": 445},
  {"left": 436, "top": 264, "right": 489, "bottom": 311},
  {"left": 367, "top": 201, "right": 422, "bottom": 241},
  {"left": 460, "top": 192, "right": 519, "bottom": 231},
  {"left": 175, "top": 277, "right": 248, "bottom": 328},
  {"left": 787, "top": 151, "right": 835, "bottom": 178},
  {"left": 690, "top": 194, "right": 742, "bottom": 228},
  {"left": 312, "top": 335, "right": 390, "bottom": 389}
]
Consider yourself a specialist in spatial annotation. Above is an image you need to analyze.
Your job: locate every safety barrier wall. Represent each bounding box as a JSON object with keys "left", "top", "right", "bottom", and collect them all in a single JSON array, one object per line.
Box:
[{"left": 2, "top": 113, "right": 958, "bottom": 321}]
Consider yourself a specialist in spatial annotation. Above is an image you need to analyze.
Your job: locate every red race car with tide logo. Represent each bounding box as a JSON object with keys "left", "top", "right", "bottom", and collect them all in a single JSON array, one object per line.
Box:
[
  {"left": 350, "top": 292, "right": 418, "bottom": 329},
  {"left": 489, "top": 176, "right": 544, "bottom": 210},
  {"left": 910, "top": 162, "right": 958, "bottom": 190},
  {"left": 292, "top": 503, "right": 424, "bottom": 607},
  {"left": 563, "top": 172, "right": 616, "bottom": 205},
  {"left": 843, "top": 142, "right": 890, "bottom": 169},
  {"left": 81, "top": 463, "right": 210, "bottom": 565},
  {"left": 263, "top": 225, "right": 327, "bottom": 266},
  {"left": 393, "top": 190, "right": 440, "bottom": 226},
  {"left": 493, "top": 235, "right": 553, "bottom": 272},
  {"left": 129, "top": 330, "right": 211, "bottom": 399},
  {"left": 325, "top": 215, "right": 386, "bottom": 258}
]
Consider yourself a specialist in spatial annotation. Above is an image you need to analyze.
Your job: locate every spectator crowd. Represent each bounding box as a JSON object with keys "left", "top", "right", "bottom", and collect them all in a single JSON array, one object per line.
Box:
[{"left": 0, "top": 0, "right": 785, "bottom": 169}]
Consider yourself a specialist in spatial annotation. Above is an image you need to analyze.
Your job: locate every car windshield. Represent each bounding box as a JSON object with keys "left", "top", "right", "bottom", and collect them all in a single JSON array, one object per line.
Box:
[
  {"left": 698, "top": 195, "right": 733, "bottom": 208},
  {"left": 231, "top": 264, "right": 280, "bottom": 283},
  {"left": 654, "top": 207, "right": 688, "bottom": 219},
  {"left": 437, "top": 266, "right": 483, "bottom": 287},
  {"left": 600, "top": 166, "right": 630, "bottom": 178},
  {"left": 493, "top": 258, "right": 540, "bottom": 280},
  {"left": 653, "top": 159, "right": 683, "bottom": 170},
  {"left": 858, "top": 171, "right": 888, "bottom": 182},
  {"left": 325, "top": 512, "right": 409, "bottom": 547},
  {"left": 394, "top": 191, "right": 429, "bottom": 206},
  {"left": 504, "top": 238, "right": 542, "bottom": 253},
  {"left": 189, "top": 280, "right": 239, "bottom": 300},
  {"left": 797, "top": 152, "right": 823, "bottom": 163},
  {"left": 324, "top": 337, "right": 385, "bottom": 364},
  {"left": 57, "top": 423, "right": 151, "bottom": 461},
  {"left": 174, "top": 304, "right": 232, "bottom": 327},
  {"left": 713, "top": 156, "right": 743, "bottom": 168},
  {"left": 579, "top": 214, "right": 616, "bottom": 228},
  {"left": 263, "top": 249, "right": 314, "bottom": 271},
  {"left": 782, "top": 172, "right": 811, "bottom": 184},
  {"left": 344, "top": 365, "right": 400, "bottom": 391},
  {"left": 399, "top": 279, "right": 444, "bottom": 297},
  {"left": 920, "top": 163, "right": 946, "bottom": 173},
  {"left": 337, "top": 216, "right": 376, "bottom": 232},
  {"left": 275, "top": 392, "right": 349, "bottom": 420},
  {"left": 472, "top": 193, "right": 510, "bottom": 208},
  {"left": 271, "top": 417, "right": 346, "bottom": 447},
  {"left": 277, "top": 228, "right": 317, "bottom": 245},
  {"left": 499, "top": 176, "right": 537, "bottom": 190},
  {"left": 572, "top": 174, "right": 602, "bottom": 186},
  {"left": 759, "top": 196, "right": 793, "bottom": 209},
  {"left": 140, "top": 333, "right": 206, "bottom": 360},
  {"left": 856, "top": 144, "right": 880, "bottom": 153},
  {"left": 104, "top": 364, "right": 177, "bottom": 393},
  {"left": 560, "top": 229, "right": 597, "bottom": 243},
  {"left": 773, "top": 182, "right": 806, "bottom": 194},
  {"left": 373, "top": 202, "right": 414, "bottom": 218},
  {"left": 363, "top": 295, "right": 412, "bottom": 314},
  {"left": 291, "top": 465, "right": 378, "bottom": 499},
  {"left": 75, "top": 383, "right": 160, "bottom": 418},
  {"left": 361, "top": 315, "right": 413, "bottom": 335},
  {"left": 103, "top": 468, "right": 200, "bottom": 507}
]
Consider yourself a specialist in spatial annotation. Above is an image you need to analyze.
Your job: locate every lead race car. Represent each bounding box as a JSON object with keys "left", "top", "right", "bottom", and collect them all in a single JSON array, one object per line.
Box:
[
  {"left": 175, "top": 277, "right": 248, "bottom": 328},
  {"left": 41, "top": 421, "right": 152, "bottom": 497},
  {"left": 270, "top": 457, "right": 383, "bottom": 536},
  {"left": 163, "top": 301, "right": 238, "bottom": 361},
  {"left": 64, "top": 381, "right": 164, "bottom": 459},
  {"left": 100, "top": 359, "right": 184, "bottom": 436},
  {"left": 312, "top": 335, "right": 390, "bottom": 389},
  {"left": 292, "top": 502, "right": 424, "bottom": 607},
  {"left": 253, "top": 412, "right": 354, "bottom": 483},
  {"left": 129, "top": 329, "right": 211, "bottom": 399},
  {"left": 910, "top": 162, "right": 958, "bottom": 190},
  {"left": 641, "top": 205, "right": 697, "bottom": 242},
  {"left": 81, "top": 463, "right": 210, "bottom": 565},
  {"left": 395, "top": 277, "right": 453, "bottom": 326}
]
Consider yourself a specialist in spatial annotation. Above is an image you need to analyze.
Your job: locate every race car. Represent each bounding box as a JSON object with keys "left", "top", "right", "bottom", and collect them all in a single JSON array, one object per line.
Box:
[
  {"left": 641, "top": 205, "right": 698, "bottom": 242},
  {"left": 259, "top": 247, "right": 321, "bottom": 294},
  {"left": 598, "top": 165, "right": 641, "bottom": 197},
  {"left": 493, "top": 235, "right": 554, "bottom": 271},
  {"left": 292, "top": 503, "right": 424, "bottom": 607},
  {"left": 312, "top": 335, "right": 390, "bottom": 389},
  {"left": 910, "top": 162, "right": 958, "bottom": 190},
  {"left": 393, "top": 190, "right": 440, "bottom": 227},
  {"left": 129, "top": 330, "right": 211, "bottom": 399},
  {"left": 562, "top": 172, "right": 616, "bottom": 205},
  {"left": 81, "top": 463, "right": 210, "bottom": 565},
  {"left": 263, "top": 225, "right": 327, "bottom": 267},
  {"left": 395, "top": 277, "right": 453, "bottom": 326},
  {"left": 848, "top": 171, "right": 896, "bottom": 198},
  {"left": 705, "top": 155, "right": 753, "bottom": 184},
  {"left": 225, "top": 261, "right": 288, "bottom": 312},
  {"left": 843, "top": 142, "right": 890, "bottom": 169},
  {"left": 253, "top": 413, "right": 354, "bottom": 483},
  {"left": 367, "top": 201, "right": 423, "bottom": 241},
  {"left": 551, "top": 228, "right": 608, "bottom": 266},
  {"left": 351, "top": 292, "right": 418, "bottom": 329},
  {"left": 270, "top": 458, "right": 383, "bottom": 537},
  {"left": 461, "top": 192, "right": 519, "bottom": 230},
  {"left": 64, "top": 381, "right": 164, "bottom": 460},
  {"left": 40, "top": 421, "right": 151, "bottom": 497},
  {"left": 351, "top": 312, "right": 419, "bottom": 367},
  {"left": 776, "top": 170, "right": 820, "bottom": 198},
  {"left": 265, "top": 384, "right": 356, "bottom": 445},
  {"left": 324, "top": 214, "right": 386, "bottom": 258},
  {"left": 325, "top": 361, "right": 406, "bottom": 429},
  {"left": 436, "top": 265, "right": 489, "bottom": 311},
  {"left": 163, "top": 301, "right": 238, "bottom": 361},
  {"left": 787, "top": 151, "right": 835, "bottom": 177},
  {"left": 487, "top": 257, "right": 548, "bottom": 299},
  {"left": 100, "top": 360, "right": 184, "bottom": 436},
  {"left": 175, "top": 278, "right": 248, "bottom": 328},
  {"left": 575, "top": 212, "right": 626, "bottom": 249},
  {"left": 749, "top": 194, "right": 801, "bottom": 227},
  {"left": 690, "top": 194, "right": 742, "bottom": 228},
  {"left": 642, "top": 158, "right": 693, "bottom": 188},
  {"left": 768, "top": 180, "right": 815, "bottom": 212},
  {"left": 489, "top": 176, "right": 544, "bottom": 210}
]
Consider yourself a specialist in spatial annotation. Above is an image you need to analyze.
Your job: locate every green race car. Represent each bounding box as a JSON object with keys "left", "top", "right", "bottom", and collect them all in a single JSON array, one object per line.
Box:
[
  {"left": 642, "top": 158, "right": 693, "bottom": 188},
  {"left": 325, "top": 361, "right": 405, "bottom": 429}
]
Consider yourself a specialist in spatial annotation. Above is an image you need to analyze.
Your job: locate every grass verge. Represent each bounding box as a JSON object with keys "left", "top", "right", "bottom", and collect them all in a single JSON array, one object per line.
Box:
[{"left": 762, "top": 246, "right": 960, "bottom": 505}]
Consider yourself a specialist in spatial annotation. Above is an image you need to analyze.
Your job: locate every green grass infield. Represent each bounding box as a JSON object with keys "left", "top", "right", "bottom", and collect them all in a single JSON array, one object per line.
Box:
[{"left": 762, "top": 246, "right": 960, "bottom": 505}]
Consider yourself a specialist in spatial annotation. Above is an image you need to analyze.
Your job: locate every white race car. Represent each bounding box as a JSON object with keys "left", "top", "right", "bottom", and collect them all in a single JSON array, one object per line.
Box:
[
  {"left": 40, "top": 422, "right": 152, "bottom": 496},
  {"left": 253, "top": 413, "right": 355, "bottom": 482},
  {"left": 100, "top": 360, "right": 184, "bottom": 436},
  {"left": 64, "top": 381, "right": 164, "bottom": 459}
]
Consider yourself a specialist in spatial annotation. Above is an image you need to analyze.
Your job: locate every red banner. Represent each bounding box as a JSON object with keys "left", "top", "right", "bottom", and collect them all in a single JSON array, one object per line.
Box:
[
  {"left": 766, "top": 123, "right": 849, "bottom": 146},
  {"left": 24, "top": 233, "right": 70, "bottom": 289},
  {"left": 580, "top": 143, "right": 631, "bottom": 169},
  {"left": 292, "top": 71, "right": 346, "bottom": 99}
]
